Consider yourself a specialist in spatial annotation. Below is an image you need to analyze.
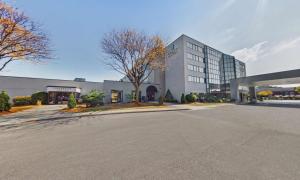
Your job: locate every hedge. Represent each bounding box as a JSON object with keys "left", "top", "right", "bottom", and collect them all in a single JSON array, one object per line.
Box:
[
  {"left": 13, "top": 96, "right": 32, "bottom": 106},
  {"left": 31, "top": 92, "right": 48, "bottom": 105}
]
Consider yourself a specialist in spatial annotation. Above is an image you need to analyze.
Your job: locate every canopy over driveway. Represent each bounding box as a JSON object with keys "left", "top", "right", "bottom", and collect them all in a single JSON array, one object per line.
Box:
[{"left": 230, "top": 69, "right": 300, "bottom": 102}]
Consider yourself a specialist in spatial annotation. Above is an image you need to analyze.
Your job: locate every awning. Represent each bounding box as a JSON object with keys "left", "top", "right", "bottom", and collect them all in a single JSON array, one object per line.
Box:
[{"left": 46, "top": 86, "right": 81, "bottom": 93}]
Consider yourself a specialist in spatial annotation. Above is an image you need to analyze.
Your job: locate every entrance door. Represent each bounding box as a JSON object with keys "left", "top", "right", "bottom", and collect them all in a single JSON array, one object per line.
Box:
[
  {"left": 146, "top": 86, "right": 158, "bottom": 101},
  {"left": 111, "top": 90, "right": 123, "bottom": 103},
  {"left": 48, "top": 92, "right": 79, "bottom": 104}
]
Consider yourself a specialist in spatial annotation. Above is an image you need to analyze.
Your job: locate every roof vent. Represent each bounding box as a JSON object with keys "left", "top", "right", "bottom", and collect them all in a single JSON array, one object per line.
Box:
[{"left": 74, "top": 78, "right": 86, "bottom": 82}]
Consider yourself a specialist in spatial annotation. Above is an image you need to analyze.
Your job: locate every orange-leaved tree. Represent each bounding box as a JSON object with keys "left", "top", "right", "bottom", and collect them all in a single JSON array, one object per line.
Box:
[{"left": 0, "top": 1, "right": 51, "bottom": 71}]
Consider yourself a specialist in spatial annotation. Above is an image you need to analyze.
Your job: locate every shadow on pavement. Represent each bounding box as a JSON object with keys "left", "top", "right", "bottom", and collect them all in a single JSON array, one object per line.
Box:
[{"left": 240, "top": 103, "right": 300, "bottom": 109}]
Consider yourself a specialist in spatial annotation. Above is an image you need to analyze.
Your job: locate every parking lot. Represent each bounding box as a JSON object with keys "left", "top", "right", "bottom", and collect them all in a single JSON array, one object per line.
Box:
[{"left": 1, "top": 105, "right": 300, "bottom": 180}]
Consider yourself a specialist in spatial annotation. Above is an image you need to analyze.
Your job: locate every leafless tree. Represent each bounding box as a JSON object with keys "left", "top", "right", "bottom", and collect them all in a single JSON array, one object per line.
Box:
[
  {"left": 101, "top": 29, "right": 166, "bottom": 103},
  {"left": 0, "top": 1, "right": 51, "bottom": 71}
]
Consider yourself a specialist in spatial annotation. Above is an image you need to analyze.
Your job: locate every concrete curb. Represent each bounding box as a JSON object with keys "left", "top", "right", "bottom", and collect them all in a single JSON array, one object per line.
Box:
[{"left": 0, "top": 108, "right": 190, "bottom": 129}]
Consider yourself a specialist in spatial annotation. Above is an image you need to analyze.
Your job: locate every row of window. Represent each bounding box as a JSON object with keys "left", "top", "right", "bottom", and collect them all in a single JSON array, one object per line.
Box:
[
  {"left": 208, "top": 69, "right": 220, "bottom": 75},
  {"left": 188, "top": 76, "right": 205, "bottom": 83},
  {"left": 209, "top": 73, "right": 220, "bottom": 80},
  {"left": 209, "top": 79, "right": 220, "bottom": 84},
  {"left": 207, "top": 48, "right": 222, "bottom": 58},
  {"left": 186, "top": 42, "right": 203, "bottom": 52},
  {"left": 187, "top": 53, "right": 204, "bottom": 62},
  {"left": 187, "top": 64, "right": 204, "bottom": 73},
  {"left": 208, "top": 59, "right": 220, "bottom": 65}
]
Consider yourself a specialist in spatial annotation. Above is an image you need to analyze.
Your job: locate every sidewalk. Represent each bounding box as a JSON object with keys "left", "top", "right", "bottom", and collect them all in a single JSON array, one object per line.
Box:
[
  {"left": 0, "top": 103, "right": 231, "bottom": 128},
  {"left": 0, "top": 105, "right": 190, "bottom": 128}
]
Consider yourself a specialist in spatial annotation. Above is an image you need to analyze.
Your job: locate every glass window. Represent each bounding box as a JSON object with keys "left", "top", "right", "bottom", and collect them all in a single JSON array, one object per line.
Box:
[
  {"left": 186, "top": 42, "right": 202, "bottom": 52},
  {"left": 187, "top": 64, "right": 204, "bottom": 73},
  {"left": 188, "top": 75, "right": 204, "bottom": 84}
]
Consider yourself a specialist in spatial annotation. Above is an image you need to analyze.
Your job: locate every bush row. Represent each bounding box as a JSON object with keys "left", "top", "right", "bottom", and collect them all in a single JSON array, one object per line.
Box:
[
  {"left": 12, "top": 92, "right": 48, "bottom": 106},
  {"left": 81, "top": 90, "right": 105, "bottom": 108},
  {"left": 164, "top": 89, "right": 228, "bottom": 104},
  {"left": 13, "top": 96, "right": 32, "bottom": 106}
]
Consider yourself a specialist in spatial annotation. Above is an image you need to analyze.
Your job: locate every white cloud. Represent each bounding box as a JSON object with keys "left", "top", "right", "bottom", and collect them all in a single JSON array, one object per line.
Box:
[
  {"left": 256, "top": 0, "right": 269, "bottom": 12},
  {"left": 232, "top": 36, "right": 300, "bottom": 63},
  {"left": 222, "top": 0, "right": 237, "bottom": 11},
  {"left": 232, "top": 36, "right": 300, "bottom": 76},
  {"left": 232, "top": 41, "right": 268, "bottom": 62},
  {"left": 214, "top": 0, "right": 236, "bottom": 17},
  {"left": 272, "top": 37, "right": 300, "bottom": 54}
]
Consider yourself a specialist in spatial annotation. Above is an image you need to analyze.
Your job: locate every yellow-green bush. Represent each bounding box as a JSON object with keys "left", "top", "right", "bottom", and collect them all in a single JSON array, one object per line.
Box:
[{"left": 13, "top": 96, "right": 32, "bottom": 106}]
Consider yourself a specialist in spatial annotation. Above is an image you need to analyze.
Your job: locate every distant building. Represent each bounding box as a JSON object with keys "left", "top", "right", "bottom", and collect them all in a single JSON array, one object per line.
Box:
[{"left": 257, "top": 86, "right": 297, "bottom": 97}]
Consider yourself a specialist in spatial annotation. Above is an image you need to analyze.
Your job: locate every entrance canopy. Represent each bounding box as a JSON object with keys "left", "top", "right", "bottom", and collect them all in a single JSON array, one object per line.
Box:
[
  {"left": 232, "top": 69, "right": 300, "bottom": 87},
  {"left": 46, "top": 86, "right": 81, "bottom": 93},
  {"left": 231, "top": 69, "right": 300, "bottom": 102}
]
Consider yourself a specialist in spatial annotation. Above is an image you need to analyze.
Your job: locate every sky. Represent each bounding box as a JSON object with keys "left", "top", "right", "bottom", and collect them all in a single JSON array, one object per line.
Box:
[{"left": 1, "top": 0, "right": 300, "bottom": 82}]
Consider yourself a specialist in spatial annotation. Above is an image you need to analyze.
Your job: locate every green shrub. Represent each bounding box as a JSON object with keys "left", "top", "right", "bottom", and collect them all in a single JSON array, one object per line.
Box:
[
  {"left": 204, "top": 94, "right": 219, "bottom": 103},
  {"left": 125, "top": 93, "right": 134, "bottom": 103},
  {"left": 295, "top": 87, "right": 300, "bottom": 94},
  {"left": 164, "top": 89, "right": 177, "bottom": 103},
  {"left": 68, "top": 93, "right": 77, "bottom": 109},
  {"left": 165, "top": 98, "right": 178, "bottom": 103},
  {"left": 185, "top": 93, "right": 198, "bottom": 103},
  {"left": 82, "top": 90, "right": 105, "bottom": 107},
  {"left": 13, "top": 96, "right": 32, "bottom": 106},
  {"left": 181, "top": 93, "right": 186, "bottom": 104},
  {"left": 0, "top": 91, "right": 11, "bottom": 112},
  {"left": 165, "top": 89, "right": 174, "bottom": 100},
  {"left": 31, "top": 92, "right": 48, "bottom": 105}
]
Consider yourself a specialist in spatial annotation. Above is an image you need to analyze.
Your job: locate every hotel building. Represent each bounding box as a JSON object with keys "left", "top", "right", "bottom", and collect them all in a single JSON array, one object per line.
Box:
[{"left": 0, "top": 35, "right": 246, "bottom": 104}]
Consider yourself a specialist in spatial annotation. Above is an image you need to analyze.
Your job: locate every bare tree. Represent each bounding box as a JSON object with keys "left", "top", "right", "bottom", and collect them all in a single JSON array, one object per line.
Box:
[
  {"left": 101, "top": 29, "right": 166, "bottom": 104},
  {"left": 0, "top": 2, "right": 51, "bottom": 71}
]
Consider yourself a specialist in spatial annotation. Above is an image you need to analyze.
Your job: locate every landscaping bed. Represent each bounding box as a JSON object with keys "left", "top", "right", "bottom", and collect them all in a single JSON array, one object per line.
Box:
[
  {"left": 0, "top": 105, "right": 36, "bottom": 116},
  {"left": 189, "top": 102, "right": 230, "bottom": 106},
  {"left": 61, "top": 103, "right": 166, "bottom": 113}
]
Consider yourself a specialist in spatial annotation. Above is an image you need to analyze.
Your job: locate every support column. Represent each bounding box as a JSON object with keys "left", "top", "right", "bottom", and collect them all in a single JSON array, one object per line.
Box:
[
  {"left": 249, "top": 86, "right": 257, "bottom": 104},
  {"left": 230, "top": 80, "right": 239, "bottom": 102}
]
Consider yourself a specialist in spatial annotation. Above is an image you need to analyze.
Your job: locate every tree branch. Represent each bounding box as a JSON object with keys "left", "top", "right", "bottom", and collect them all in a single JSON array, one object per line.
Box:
[{"left": 0, "top": 57, "right": 13, "bottom": 71}]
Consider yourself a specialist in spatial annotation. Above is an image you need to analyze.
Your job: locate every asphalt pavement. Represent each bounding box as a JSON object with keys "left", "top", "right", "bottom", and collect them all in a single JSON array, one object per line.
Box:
[{"left": 1, "top": 105, "right": 300, "bottom": 180}]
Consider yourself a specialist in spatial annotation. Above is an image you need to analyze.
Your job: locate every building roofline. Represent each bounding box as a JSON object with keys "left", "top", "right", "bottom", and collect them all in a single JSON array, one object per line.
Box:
[
  {"left": 0, "top": 75, "right": 103, "bottom": 84},
  {"left": 173, "top": 34, "right": 245, "bottom": 63},
  {"left": 103, "top": 80, "right": 160, "bottom": 86},
  {"left": 180, "top": 34, "right": 223, "bottom": 53}
]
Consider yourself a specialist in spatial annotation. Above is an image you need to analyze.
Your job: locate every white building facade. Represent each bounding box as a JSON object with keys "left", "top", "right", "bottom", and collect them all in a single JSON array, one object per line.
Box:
[{"left": 0, "top": 34, "right": 246, "bottom": 104}]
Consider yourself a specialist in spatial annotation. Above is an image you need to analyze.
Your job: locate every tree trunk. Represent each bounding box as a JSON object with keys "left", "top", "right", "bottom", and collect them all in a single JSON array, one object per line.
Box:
[{"left": 134, "top": 85, "right": 140, "bottom": 105}]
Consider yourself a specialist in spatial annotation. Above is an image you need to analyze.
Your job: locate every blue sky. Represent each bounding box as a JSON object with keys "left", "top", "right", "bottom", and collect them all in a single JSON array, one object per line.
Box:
[{"left": 1, "top": 0, "right": 300, "bottom": 82}]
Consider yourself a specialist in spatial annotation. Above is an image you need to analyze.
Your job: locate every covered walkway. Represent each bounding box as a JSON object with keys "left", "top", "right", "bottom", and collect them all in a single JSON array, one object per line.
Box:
[{"left": 230, "top": 69, "right": 300, "bottom": 103}]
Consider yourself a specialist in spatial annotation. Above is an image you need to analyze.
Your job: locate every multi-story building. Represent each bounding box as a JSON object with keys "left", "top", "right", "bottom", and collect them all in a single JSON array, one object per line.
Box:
[
  {"left": 0, "top": 34, "right": 246, "bottom": 104},
  {"left": 162, "top": 35, "right": 246, "bottom": 101}
]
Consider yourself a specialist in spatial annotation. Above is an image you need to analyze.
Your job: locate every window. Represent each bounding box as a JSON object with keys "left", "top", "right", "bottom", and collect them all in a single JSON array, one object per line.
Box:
[
  {"left": 188, "top": 76, "right": 204, "bottom": 83},
  {"left": 186, "top": 53, "right": 203, "bottom": 62},
  {"left": 187, "top": 42, "right": 193, "bottom": 49},
  {"left": 187, "top": 64, "right": 204, "bottom": 73},
  {"left": 186, "top": 42, "right": 202, "bottom": 52}
]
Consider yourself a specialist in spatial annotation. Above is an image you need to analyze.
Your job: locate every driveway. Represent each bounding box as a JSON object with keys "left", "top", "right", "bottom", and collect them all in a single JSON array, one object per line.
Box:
[
  {"left": 0, "top": 105, "right": 66, "bottom": 124},
  {"left": 0, "top": 105, "right": 300, "bottom": 179}
]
